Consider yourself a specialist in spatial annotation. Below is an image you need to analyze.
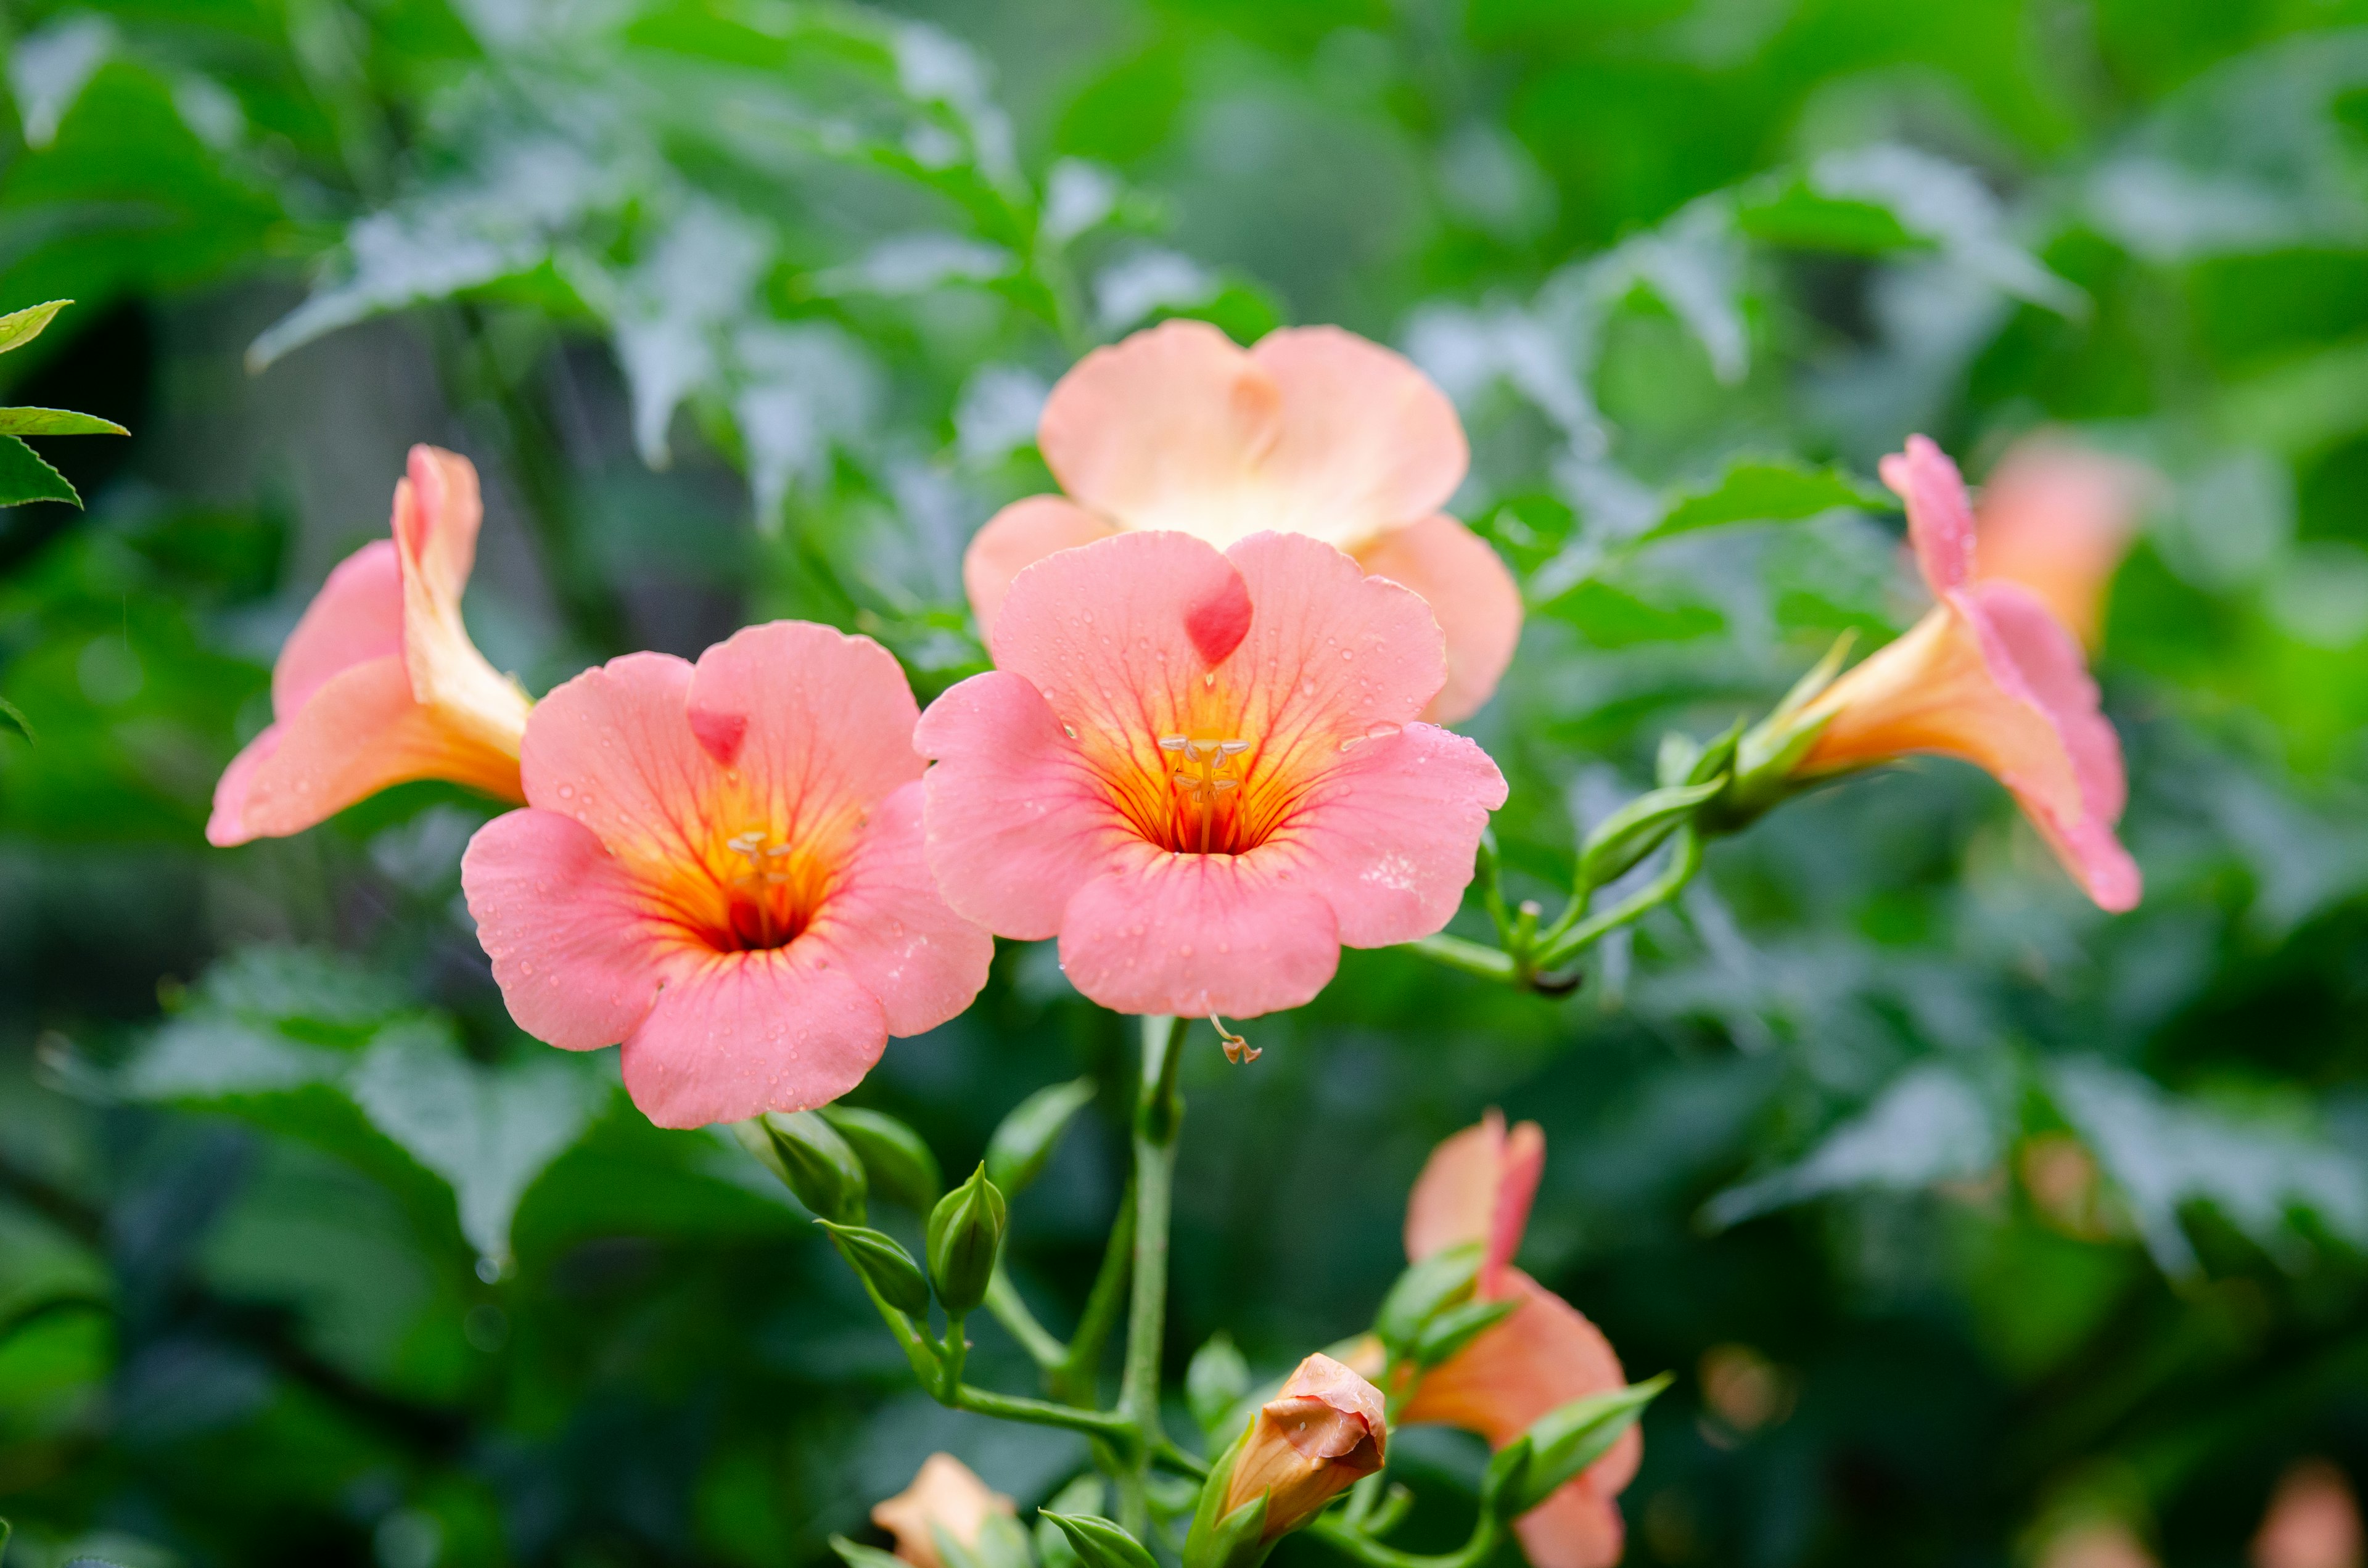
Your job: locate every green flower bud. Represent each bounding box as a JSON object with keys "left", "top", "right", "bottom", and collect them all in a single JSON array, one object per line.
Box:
[
  {"left": 815, "top": 1220, "right": 931, "bottom": 1318},
  {"left": 821, "top": 1104, "right": 944, "bottom": 1212},
  {"left": 926, "top": 1163, "right": 1007, "bottom": 1316},
  {"left": 736, "top": 1110, "right": 866, "bottom": 1223},
  {"left": 984, "top": 1077, "right": 1098, "bottom": 1197},
  {"left": 1040, "top": 1514, "right": 1156, "bottom": 1568}
]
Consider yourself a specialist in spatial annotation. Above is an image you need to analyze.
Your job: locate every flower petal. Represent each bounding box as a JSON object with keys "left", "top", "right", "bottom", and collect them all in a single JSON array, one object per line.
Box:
[
  {"left": 1511, "top": 1479, "right": 1628, "bottom": 1568},
  {"left": 963, "top": 495, "right": 1116, "bottom": 643},
  {"left": 918, "top": 668, "right": 1143, "bottom": 939},
  {"left": 805, "top": 779, "right": 993, "bottom": 1036},
  {"left": 1037, "top": 321, "right": 1466, "bottom": 551},
  {"left": 234, "top": 657, "right": 524, "bottom": 839},
  {"left": 619, "top": 945, "right": 890, "bottom": 1128},
  {"left": 1403, "top": 1112, "right": 1544, "bottom": 1294},
  {"left": 1266, "top": 721, "right": 1507, "bottom": 949},
  {"left": 206, "top": 725, "right": 279, "bottom": 848},
  {"left": 1880, "top": 433, "right": 1976, "bottom": 598},
  {"left": 393, "top": 444, "right": 532, "bottom": 750},
  {"left": 1354, "top": 514, "right": 1522, "bottom": 725},
  {"left": 1975, "top": 437, "right": 2148, "bottom": 649},
  {"left": 272, "top": 541, "right": 403, "bottom": 720},
  {"left": 520, "top": 651, "right": 717, "bottom": 880},
  {"left": 1057, "top": 842, "right": 1342, "bottom": 1017},
  {"left": 462, "top": 807, "right": 674, "bottom": 1050}
]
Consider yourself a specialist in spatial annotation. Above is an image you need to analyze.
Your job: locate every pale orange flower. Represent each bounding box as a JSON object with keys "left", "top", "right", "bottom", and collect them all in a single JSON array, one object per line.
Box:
[
  {"left": 1222, "top": 1353, "right": 1388, "bottom": 1540},
  {"left": 1974, "top": 436, "right": 2150, "bottom": 650},
  {"left": 871, "top": 1454, "right": 1015, "bottom": 1568}
]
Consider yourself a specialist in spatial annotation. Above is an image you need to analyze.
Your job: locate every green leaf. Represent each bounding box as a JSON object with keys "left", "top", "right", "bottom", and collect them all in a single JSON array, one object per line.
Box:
[
  {"left": 830, "top": 1536, "right": 910, "bottom": 1568},
  {"left": 1041, "top": 1514, "right": 1159, "bottom": 1568},
  {"left": 814, "top": 1220, "right": 932, "bottom": 1316},
  {"left": 0, "top": 300, "right": 71, "bottom": 355},
  {"left": 820, "top": 1104, "right": 943, "bottom": 1211},
  {"left": 1412, "top": 1295, "right": 1521, "bottom": 1368},
  {"left": 1498, "top": 1376, "right": 1672, "bottom": 1517},
  {"left": 984, "top": 1077, "right": 1098, "bottom": 1196},
  {"left": 0, "top": 434, "right": 79, "bottom": 507},
  {"left": 1037, "top": 1476, "right": 1108, "bottom": 1568},
  {"left": 0, "top": 697, "right": 32, "bottom": 745},
  {"left": 1579, "top": 777, "right": 1727, "bottom": 890},
  {"left": 1636, "top": 457, "right": 1888, "bottom": 546},
  {"left": 1375, "top": 1241, "right": 1481, "bottom": 1352},
  {"left": 0, "top": 408, "right": 127, "bottom": 437},
  {"left": 1186, "top": 1332, "right": 1251, "bottom": 1440}
]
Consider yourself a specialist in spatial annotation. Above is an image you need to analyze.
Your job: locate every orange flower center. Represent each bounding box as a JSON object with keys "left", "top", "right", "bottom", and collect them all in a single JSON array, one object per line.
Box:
[{"left": 704, "top": 826, "right": 831, "bottom": 952}]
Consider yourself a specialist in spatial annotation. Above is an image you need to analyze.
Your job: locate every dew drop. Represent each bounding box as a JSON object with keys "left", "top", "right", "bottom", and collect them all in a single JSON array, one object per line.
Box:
[
  {"left": 1301, "top": 678, "right": 1317, "bottom": 696},
  {"left": 1063, "top": 723, "right": 1080, "bottom": 740}
]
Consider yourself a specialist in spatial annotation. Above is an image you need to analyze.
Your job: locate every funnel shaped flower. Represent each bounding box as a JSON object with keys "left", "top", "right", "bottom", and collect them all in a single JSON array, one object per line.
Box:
[
  {"left": 209, "top": 445, "right": 532, "bottom": 845},
  {"left": 872, "top": 1454, "right": 1015, "bottom": 1568},
  {"left": 918, "top": 530, "right": 1507, "bottom": 1019},
  {"left": 1792, "top": 435, "right": 2140, "bottom": 913},
  {"left": 1975, "top": 436, "right": 2150, "bottom": 649},
  {"left": 1396, "top": 1114, "right": 1637, "bottom": 1568},
  {"left": 1222, "top": 1353, "right": 1387, "bottom": 1540},
  {"left": 961, "top": 321, "right": 1520, "bottom": 724},
  {"left": 461, "top": 622, "right": 992, "bottom": 1129}
]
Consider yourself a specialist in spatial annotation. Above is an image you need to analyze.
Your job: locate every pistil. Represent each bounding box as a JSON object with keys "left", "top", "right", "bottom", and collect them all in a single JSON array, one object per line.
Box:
[
  {"left": 726, "top": 828, "right": 794, "bottom": 948},
  {"left": 1159, "top": 735, "right": 1249, "bottom": 854}
]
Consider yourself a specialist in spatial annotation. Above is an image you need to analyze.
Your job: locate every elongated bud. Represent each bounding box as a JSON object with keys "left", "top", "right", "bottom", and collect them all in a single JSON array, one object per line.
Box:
[
  {"left": 736, "top": 1110, "right": 866, "bottom": 1223},
  {"left": 816, "top": 1220, "right": 932, "bottom": 1318},
  {"left": 985, "top": 1077, "right": 1097, "bottom": 1197},
  {"left": 1220, "top": 1353, "right": 1386, "bottom": 1541},
  {"left": 1041, "top": 1513, "right": 1158, "bottom": 1568},
  {"left": 926, "top": 1163, "right": 1007, "bottom": 1316},
  {"left": 868, "top": 1455, "right": 1017, "bottom": 1568},
  {"left": 821, "top": 1104, "right": 944, "bottom": 1212}
]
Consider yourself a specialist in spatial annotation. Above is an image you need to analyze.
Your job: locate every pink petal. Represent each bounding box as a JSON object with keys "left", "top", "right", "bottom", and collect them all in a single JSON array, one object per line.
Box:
[
  {"left": 520, "top": 651, "right": 718, "bottom": 882},
  {"left": 963, "top": 495, "right": 1116, "bottom": 644},
  {"left": 1880, "top": 433, "right": 1976, "bottom": 599},
  {"left": 206, "top": 725, "right": 280, "bottom": 847},
  {"left": 462, "top": 807, "right": 676, "bottom": 1050},
  {"left": 1037, "top": 321, "right": 1466, "bottom": 551},
  {"left": 917, "top": 668, "right": 1143, "bottom": 940},
  {"left": 233, "top": 657, "right": 525, "bottom": 839},
  {"left": 1975, "top": 437, "right": 2148, "bottom": 649},
  {"left": 393, "top": 445, "right": 483, "bottom": 612},
  {"left": 1057, "top": 840, "right": 1342, "bottom": 1017},
  {"left": 686, "top": 618, "right": 925, "bottom": 818},
  {"left": 271, "top": 541, "right": 403, "bottom": 720},
  {"left": 619, "top": 945, "right": 890, "bottom": 1128},
  {"left": 1354, "top": 514, "right": 1522, "bottom": 725},
  {"left": 1263, "top": 721, "right": 1507, "bottom": 949},
  {"left": 393, "top": 444, "right": 531, "bottom": 748},
  {"left": 1403, "top": 1113, "right": 1544, "bottom": 1292},
  {"left": 803, "top": 779, "right": 993, "bottom": 1036},
  {"left": 1511, "top": 1480, "right": 1627, "bottom": 1568}
]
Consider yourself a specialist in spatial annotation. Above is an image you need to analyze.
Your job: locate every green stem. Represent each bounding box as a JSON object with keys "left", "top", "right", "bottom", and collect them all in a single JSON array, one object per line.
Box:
[
  {"left": 952, "top": 1385, "right": 1138, "bottom": 1444},
  {"left": 1405, "top": 934, "right": 1518, "bottom": 983},
  {"left": 1307, "top": 1510, "right": 1500, "bottom": 1568},
  {"left": 1531, "top": 824, "right": 1702, "bottom": 973},
  {"left": 985, "top": 1270, "right": 1067, "bottom": 1371},
  {"left": 824, "top": 1229, "right": 941, "bottom": 1389},
  {"left": 1116, "top": 1014, "right": 1186, "bottom": 1535}
]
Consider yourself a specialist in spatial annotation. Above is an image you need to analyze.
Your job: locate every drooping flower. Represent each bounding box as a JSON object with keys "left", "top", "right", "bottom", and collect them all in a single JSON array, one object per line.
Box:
[
  {"left": 872, "top": 1454, "right": 1015, "bottom": 1568},
  {"left": 1778, "top": 435, "right": 2142, "bottom": 913},
  {"left": 460, "top": 621, "right": 992, "bottom": 1129},
  {"left": 916, "top": 529, "right": 1508, "bottom": 1020},
  {"left": 1394, "top": 1113, "right": 1637, "bottom": 1568},
  {"left": 1973, "top": 436, "right": 2150, "bottom": 649},
  {"left": 209, "top": 445, "right": 532, "bottom": 845},
  {"left": 1222, "top": 1353, "right": 1388, "bottom": 1540},
  {"left": 961, "top": 321, "right": 1520, "bottom": 724}
]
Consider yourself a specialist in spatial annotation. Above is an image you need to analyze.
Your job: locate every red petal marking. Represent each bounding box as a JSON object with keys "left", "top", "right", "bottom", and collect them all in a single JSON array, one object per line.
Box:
[
  {"left": 688, "top": 707, "right": 749, "bottom": 766},
  {"left": 1185, "top": 564, "right": 1253, "bottom": 665}
]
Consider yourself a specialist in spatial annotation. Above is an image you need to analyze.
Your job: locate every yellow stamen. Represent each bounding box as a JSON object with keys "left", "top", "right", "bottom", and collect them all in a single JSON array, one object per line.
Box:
[
  {"left": 1212, "top": 1015, "right": 1257, "bottom": 1064},
  {"left": 1161, "top": 735, "right": 1249, "bottom": 854}
]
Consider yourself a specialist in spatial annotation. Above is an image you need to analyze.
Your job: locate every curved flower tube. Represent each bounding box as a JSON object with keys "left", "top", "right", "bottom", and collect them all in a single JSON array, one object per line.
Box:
[
  {"left": 208, "top": 445, "right": 532, "bottom": 845},
  {"left": 1394, "top": 1113, "right": 1637, "bottom": 1568},
  {"left": 461, "top": 621, "right": 993, "bottom": 1129},
  {"left": 872, "top": 1454, "right": 1015, "bottom": 1568},
  {"left": 1790, "top": 435, "right": 2142, "bottom": 913},
  {"left": 1974, "top": 436, "right": 2150, "bottom": 650},
  {"left": 917, "top": 529, "right": 1507, "bottom": 1020},
  {"left": 961, "top": 321, "right": 1521, "bottom": 724},
  {"left": 1223, "top": 1353, "right": 1388, "bottom": 1540}
]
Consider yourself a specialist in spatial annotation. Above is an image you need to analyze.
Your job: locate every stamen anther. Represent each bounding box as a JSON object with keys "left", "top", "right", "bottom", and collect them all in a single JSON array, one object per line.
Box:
[{"left": 1213, "top": 1016, "right": 1258, "bottom": 1064}]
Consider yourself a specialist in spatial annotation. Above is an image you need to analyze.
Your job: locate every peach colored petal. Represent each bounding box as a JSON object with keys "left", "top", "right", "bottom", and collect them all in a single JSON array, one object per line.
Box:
[
  {"left": 1404, "top": 1112, "right": 1545, "bottom": 1292},
  {"left": 1976, "top": 438, "right": 2148, "bottom": 650},
  {"left": 916, "top": 669, "right": 1143, "bottom": 940},
  {"left": 1058, "top": 841, "right": 1343, "bottom": 1018},
  {"left": 231, "top": 657, "right": 525, "bottom": 840},
  {"left": 962, "top": 495, "right": 1116, "bottom": 644},
  {"left": 392, "top": 445, "right": 532, "bottom": 753},
  {"left": 1037, "top": 321, "right": 1465, "bottom": 551},
  {"left": 462, "top": 807, "right": 677, "bottom": 1050},
  {"left": 803, "top": 780, "right": 995, "bottom": 1037},
  {"left": 620, "top": 944, "right": 890, "bottom": 1128},
  {"left": 1880, "top": 433, "right": 1975, "bottom": 597},
  {"left": 271, "top": 541, "right": 403, "bottom": 718},
  {"left": 520, "top": 651, "right": 717, "bottom": 884},
  {"left": 206, "top": 726, "right": 279, "bottom": 848},
  {"left": 1511, "top": 1477, "right": 1627, "bottom": 1568},
  {"left": 1224, "top": 1353, "right": 1389, "bottom": 1538},
  {"left": 873, "top": 1455, "right": 1014, "bottom": 1568},
  {"left": 1354, "top": 514, "right": 1521, "bottom": 725},
  {"left": 686, "top": 621, "right": 925, "bottom": 804}
]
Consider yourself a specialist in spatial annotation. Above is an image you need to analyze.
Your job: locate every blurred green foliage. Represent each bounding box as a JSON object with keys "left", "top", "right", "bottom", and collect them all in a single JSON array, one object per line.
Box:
[{"left": 2, "top": 1, "right": 2368, "bottom": 1566}]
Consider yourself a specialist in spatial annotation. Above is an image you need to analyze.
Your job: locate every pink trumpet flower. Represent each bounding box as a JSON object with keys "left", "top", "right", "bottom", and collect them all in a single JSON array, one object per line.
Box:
[
  {"left": 916, "top": 529, "right": 1507, "bottom": 1020},
  {"left": 961, "top": 321, "right": 1521, "bottom": 724},
  {"left": 208, "top": 445, "right": 532, "bottom": 845},
  {"left": 460, "top": 622, "right": 993, "bottom": 1129},
  {"left": 1789, "top": 435, "right": 2141, "bottom": 912},
  {"left": 1395, "top": 1112, "right": 1638, "bottom": 1568},
  {"left": 1974, "top": 436, "right": 2150, "bottom": 650}
]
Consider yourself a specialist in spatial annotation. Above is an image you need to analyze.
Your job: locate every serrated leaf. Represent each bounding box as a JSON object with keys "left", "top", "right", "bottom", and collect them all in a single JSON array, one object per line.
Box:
[
  {"left": 1637, "top": 458, "right": 1887, "bottom": 546},
  {"left": 0, "top": 434, "right": 79, "bottom": 507},
  {"left": 0, "top": 408, "right": 126, "bottom": 437},
  {"left": 0, "top": 299, "right": 72, "bottom": 355}
]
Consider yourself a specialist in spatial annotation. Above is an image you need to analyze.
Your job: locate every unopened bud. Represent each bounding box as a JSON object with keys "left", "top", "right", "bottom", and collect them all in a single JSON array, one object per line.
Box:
[
  {"left": 821, "top": 1105, "right": 944, "bottom": 1212},
  {"left": 738, "top": 1110, "right": 866, "bottom": 1223},
  {"left": 926, "top": 1163, "right": 1007, "bottom": 1316},
  {"left": 1220, "top": 1353, "right": 1386, "bottom": 1541},
  {"left": 816, "top": 1221, "right": 932, "bottom": 1318},
  {"left": 868, "top": 1454, "right": 1017, "bottom": 1568}
]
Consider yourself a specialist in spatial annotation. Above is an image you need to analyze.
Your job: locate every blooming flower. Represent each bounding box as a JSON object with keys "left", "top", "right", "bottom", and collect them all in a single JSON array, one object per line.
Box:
[
  {"left": 208, "top": 445, "right": 532, "bottom": 845},
  {"left": 1394, "top": 1113, "right": 1637, "bottom": 1568},
  {"left": 917, "top": 528, "right": 1507, "bottom": 1020},
  {"left": 871, "top": 1454, "right": 1015, "bottom": 1568},
  {"left": 961, "top": 320, "right": 1520, "bottom": 724},
  {"left": 460, "top": 621, "right": 992, "bottom": 1128},
  {"left": 2253, "top": 1460, "right": 2363, "bottom": 1568},
  {"left": 1783, "top": 435, "right": 2142, "bottom": 913},
  {"left": 1222, "top": 1353, "right": 1388, "bottom": 1540},
  {"left": 1973, "top": 436, "right": 2150, "bottom": 649}
]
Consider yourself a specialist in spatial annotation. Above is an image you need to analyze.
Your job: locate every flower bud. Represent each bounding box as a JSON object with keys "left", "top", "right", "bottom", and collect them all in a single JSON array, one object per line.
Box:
[
  {"left": 926, "top": 1163, "right": 1007, "bottom": 1316},
  {"left": 870, "top": 1454, "right": 1016, "bottom": 1568},
  {"left": 816, "top": 1220, "right": 932, "bottom": 1318},
  {"left": 1220, "top": 1353, "right": 1387, "bottom": 1540},
  {"left": 821, "top": 1105, "right": 944, "bottom": 1212},
  {"left": 985, "top": 1077, "right": 1097, "bottom": 1197},
  {"left": 737, "top": 1110, "right": 867, "bottom": 1223}
]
